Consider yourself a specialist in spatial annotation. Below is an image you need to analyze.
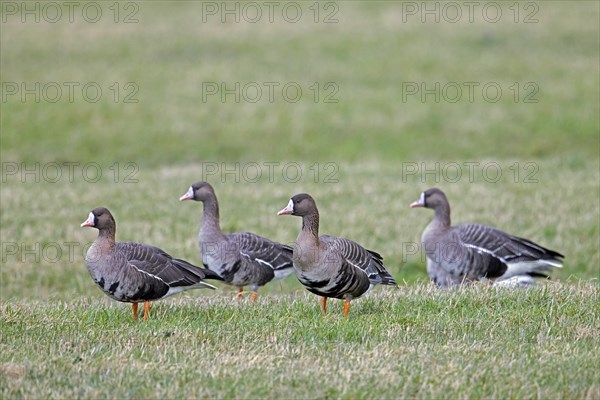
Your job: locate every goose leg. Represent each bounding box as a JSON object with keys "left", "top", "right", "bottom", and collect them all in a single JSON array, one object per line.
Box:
[
  {"left": 343, "top": 299, "right": 351, "bottom": 318},
  {"left": 250, "top": 291, "right": 258, "bottom": 302},
  {"left": 236, "top": 287, "right": 244, "bottom": 301},
  {"left": 132, "top": 303, "right": 138, "bottom": 320},
  {"left": 143, "top": 301, "right": 151, "bottom": 321},
  {"left": 320, "top": 296, "right": 327, "bottom": 315}
]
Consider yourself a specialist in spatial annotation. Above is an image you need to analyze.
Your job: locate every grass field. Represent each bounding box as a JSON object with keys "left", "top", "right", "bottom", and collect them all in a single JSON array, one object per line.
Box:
[
  {"left": 1, "top": 1, "right": 599, "bottom": 398},
  {"left": 1, "top": 285, "right": 599, "bottom": 398}
]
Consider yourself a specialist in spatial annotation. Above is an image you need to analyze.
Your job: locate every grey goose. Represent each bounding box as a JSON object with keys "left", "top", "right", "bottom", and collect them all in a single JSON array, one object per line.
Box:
[
  {"left": 410, "top": 188, "right": 564, "bottom": 287},
  {"left": 81, "top": 207, "right": 222, "bottom": 320},
  {"left": 179, "top": 181, "right": 294, "bottom": 301},
  {"left": 277, "top": 193, "right": 397, "bottom": 317}
]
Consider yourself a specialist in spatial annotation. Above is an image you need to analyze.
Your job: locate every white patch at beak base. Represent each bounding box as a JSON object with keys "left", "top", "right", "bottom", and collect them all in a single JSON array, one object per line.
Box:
[
  {"left": 410, "top": 192, "right": 425, "bottom": 208},
  {"left": 277, "top": 199, "right": 294, "bottom": 215},
  {"left": 179, "top": 186, "right": 194, "bottom": 201},
  {"left": 81, "top": 212, "right": 95, "bottom": 227}
]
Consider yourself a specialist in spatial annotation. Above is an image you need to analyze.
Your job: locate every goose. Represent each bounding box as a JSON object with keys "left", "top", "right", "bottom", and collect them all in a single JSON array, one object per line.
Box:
[
  {"left": 277, "top": 193, "right": 397, "bottom": 317},
  {"left": 81, "top": 207, "right": 222, "bottom": 320},
  {"left": 179, "top": 181, "right": 294, "bottom": 301},
  {"left": 410, "top": 188, "right": 564, "bottom": 287}
]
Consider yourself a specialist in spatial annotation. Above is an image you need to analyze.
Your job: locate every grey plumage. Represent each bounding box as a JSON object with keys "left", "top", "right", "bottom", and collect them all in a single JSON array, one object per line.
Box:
[
  {"left": 81, "top": 207, "right": 221, "bottom": 319},
  {"left": 278, "top": 193, "right": 397, "bottom": 316},
  {"left": 180, "top": 182, "right": 294, "bottom": 299},
  {"left": 297, "top": 235, "right": 396, "bottom": 299},
  {"left": 410, "top": 188, "right": 564, "bottom": 287}
]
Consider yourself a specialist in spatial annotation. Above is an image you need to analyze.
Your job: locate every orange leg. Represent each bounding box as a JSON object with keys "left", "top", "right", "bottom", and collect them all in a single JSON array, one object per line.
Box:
[
  {"left": 132, "top": 303, "right": 138, "bottom": 320},
  {"left": 320, "top": 296, "right": 328, "bottom": 315},
  {"left": 236, "top": 287, "right": 244, "bottom": 301},
  {"left": 343, "top": 300, "right": 351, "bottom": 318},
  {"left": 143, "top": 301, "right": 151, "bottom": 321},
  {"left": 250, "top": 291, "right": 258, "bottom": 302}
]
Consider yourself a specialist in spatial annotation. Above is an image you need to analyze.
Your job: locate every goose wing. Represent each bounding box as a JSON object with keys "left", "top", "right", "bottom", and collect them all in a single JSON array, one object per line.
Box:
[
  {"left": 321, "top": 235, "right": 397, "bottom": 286},
  {"left": 228, "top": 232, "right": 294, "bottom": 276},
  {"left": 454, "top": 224, "right": 564, "bottom": 278},
  {"left": 117, "top": 242, "right": 219, "bottom": 289}
]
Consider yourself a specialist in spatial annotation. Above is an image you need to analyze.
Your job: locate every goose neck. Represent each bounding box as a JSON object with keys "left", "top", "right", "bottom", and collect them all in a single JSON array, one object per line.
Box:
[
  {"left": 300, "top": 213, "right": 320, "bottom": 243},
  {"left": 200, "top": 197, "right": 225, "bottom": 239},
  {"left": 433, "top": 203, "right": 451, "bottom": 229}
]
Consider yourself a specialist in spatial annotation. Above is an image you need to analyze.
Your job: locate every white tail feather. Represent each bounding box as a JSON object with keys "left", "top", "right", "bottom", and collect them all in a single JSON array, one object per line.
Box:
[
  {"left": 503, "top": 259, "right": 563, "bottom": 278},
  {"left": 494, "top": 275, "right": 535, "bottom": 288}
]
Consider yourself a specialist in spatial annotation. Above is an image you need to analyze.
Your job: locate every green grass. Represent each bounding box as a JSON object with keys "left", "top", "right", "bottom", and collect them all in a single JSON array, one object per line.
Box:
[
  {"left": 1, "top": 1, "right": 599, "bottom": 398},
  {"left": 0, "top": 158, "right": 598, "bottom": 301},
  {"left": 1, "top": 285, "right": 598, "bottom": 398},
  {"left": 1, "top": 159, "right": 598, "bottom": 397},
  {"left": 1, "top": 2, "right": 598, "bottom": 165}
]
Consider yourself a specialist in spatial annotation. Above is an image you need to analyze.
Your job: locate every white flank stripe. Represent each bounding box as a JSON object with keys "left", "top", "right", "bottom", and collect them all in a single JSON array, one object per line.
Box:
[
  {"left": 164, "top": 281, "right": 216, "bottom": 298},
  {"left": 129, "top": 262, "right": 168, "bottom": 285},
  {"left": 255, "top": 258, "right": 273, "bottom": 269},
  {"left": 463, "top": 243, "right": 499, "bottom": 258},
  {"left": 346, "top": 258, "right": 368, "bottom": 279}
]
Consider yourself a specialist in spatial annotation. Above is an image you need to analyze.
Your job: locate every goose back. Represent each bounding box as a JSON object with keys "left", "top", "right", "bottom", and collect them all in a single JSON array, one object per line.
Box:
[
  {"left": 279, "top": 193, "right": 397, "bottom": 302},
  {"left": 412, "top": 188, "right": 564, "bottom": 287},
  {"left": 295, "top": 235, "right": 396, "bottom": 300},
  {"left": 181, "top": 181, "right": 294, "bottom": 292},
  {"left": 201, "top": 231, "right": 294, "bottom": 288},
  {"left": 82, "top": 207, "right": 219, "bottom": 305}
]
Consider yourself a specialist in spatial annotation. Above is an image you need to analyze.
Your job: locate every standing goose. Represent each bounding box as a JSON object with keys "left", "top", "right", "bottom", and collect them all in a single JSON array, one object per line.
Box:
[
  {"left": 179, "top": 181, "right": 294, "bottom": 301},
  {"left": 81, "top": 207, "right": 222, "bottom": 320},
  {"left": 410, "top": 188, "right": 564, "bottom": 287},
  {"left": 277, "top": 193, "right": 397, "bottom": 317}
]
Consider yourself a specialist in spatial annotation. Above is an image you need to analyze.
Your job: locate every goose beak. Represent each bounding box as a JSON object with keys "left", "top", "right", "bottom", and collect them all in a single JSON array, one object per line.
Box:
[
  {"left": 81, "top": 212, "right": 95, "bottom": 227},
  {"left": 410, "top": 192, "right": 425, "bottom": 208},
  {"left": 179, "top": 186, "right": 194, "bottom": 201},
  {"left": 277, "top": 199, "right": 294, "bottom": 216},
  {"left": 409, "top": 200, "right": 423, "bottom": 208}
]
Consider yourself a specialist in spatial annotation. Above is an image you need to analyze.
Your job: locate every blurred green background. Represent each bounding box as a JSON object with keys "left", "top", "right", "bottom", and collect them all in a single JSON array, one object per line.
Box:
[{"left": 1, "top": 1, "right": 599, "bottom": 299}]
